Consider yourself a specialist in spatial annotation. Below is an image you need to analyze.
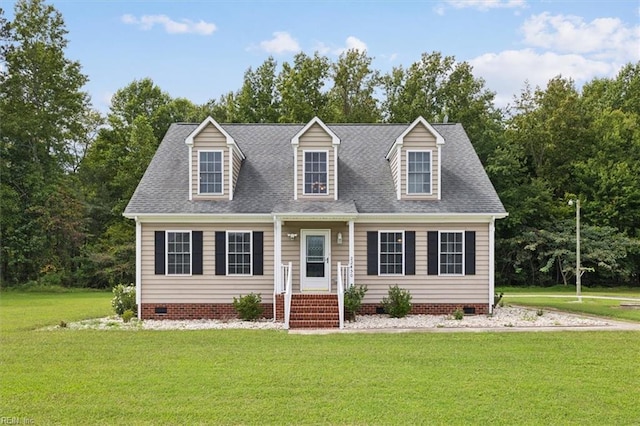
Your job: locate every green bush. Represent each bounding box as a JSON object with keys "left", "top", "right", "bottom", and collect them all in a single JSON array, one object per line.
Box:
[
  {"left": 233, "top": 293, "right": 264, "bottom": 321},
  {"left": 382, "top": 285, "right": 412, "bottom": 318},
  {"left": 344, "top": 284, "right": 368, "bottom": 321},
  {"left": 122, "top": 309, "right": 135, "bottom": 323},
  {"left": 112, "top": 284, "right": 137, "bottom": 316},
  {"left": 452, "top": 308, "right": 464, "bottom": 320}
]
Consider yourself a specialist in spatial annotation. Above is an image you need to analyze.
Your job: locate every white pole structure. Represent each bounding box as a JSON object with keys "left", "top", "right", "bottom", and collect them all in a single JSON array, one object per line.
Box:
[
  {"left": 576, "top": 198, "right": 581, "bottom": 303},
  {"left": 569, "top": 198, "right": 582, "bottom": 303}
]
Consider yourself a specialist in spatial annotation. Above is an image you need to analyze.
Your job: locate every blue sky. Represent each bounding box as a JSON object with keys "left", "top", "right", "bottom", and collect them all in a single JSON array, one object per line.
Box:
[{"left": 5, "top": 0, "right": 640, "bottom": 113}]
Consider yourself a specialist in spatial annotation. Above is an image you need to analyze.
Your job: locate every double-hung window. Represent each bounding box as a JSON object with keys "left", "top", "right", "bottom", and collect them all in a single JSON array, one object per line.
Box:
[
  {"left": 304, "top": 151, "right": 328, "bottom": 194},
  {"left": 439, "top": 231, "right": 463, "bottom": 275},
  {"left": 167, "top": 231, "right": 191, "bottom": 275},
  {"left": 199, "top": 151, "right": 223, "bottom": 194},
  {"left": 379, "top": 231, "right": 404, "bottom": 275},
  {"left": 407, "top": 151, "right": 431, "bottom": 194},
  {"left": 227, "top": 231, "right": 252, "bottom": 275}
]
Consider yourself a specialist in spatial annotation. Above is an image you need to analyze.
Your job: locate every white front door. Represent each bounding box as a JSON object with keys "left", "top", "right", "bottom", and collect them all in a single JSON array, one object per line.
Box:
[{"left": 300, "top": 230, "right": 331, "bottom": 292}]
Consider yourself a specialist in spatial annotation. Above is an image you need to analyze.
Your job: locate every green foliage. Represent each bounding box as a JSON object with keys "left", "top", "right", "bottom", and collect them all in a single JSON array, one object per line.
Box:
[
  {"left": 343, "top": 284, "right": 368, "bottom": 321},
  {"left": 111, "top": 284, "right": 136, "bottom": 316},
  {"left": 382, "top": 285, "right": 412, "bottom": 318},
  {"left": 232, "top": 293, "right": 264, "bottom": 321},
  {"left": 121, "top": 309, "right": 134, "bottom": 323},
  {"left": 452, "top": 308, "right": 464, "bottom": 320}
]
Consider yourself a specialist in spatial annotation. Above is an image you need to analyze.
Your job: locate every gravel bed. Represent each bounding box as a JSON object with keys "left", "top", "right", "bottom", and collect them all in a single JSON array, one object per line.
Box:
[{"left": 49, "top": 306, "right": 610, "bottom": 331}]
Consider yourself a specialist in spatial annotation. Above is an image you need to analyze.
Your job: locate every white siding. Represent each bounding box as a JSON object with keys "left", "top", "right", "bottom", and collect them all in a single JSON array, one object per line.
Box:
[
  {"left": 401, "top": 123, "right": 439, "bottom": 200},
  {"left": 141, "top": 223, "right": 273, "bottom": 303},
  {"left": 353, "top": 222, "right": 489, "bottom": 304},
  {"left": 191, "top": 124, "right": 228, "bottom": 200},
  {"left": 296, "top": 123, "right": 335, "bottom": 200}
]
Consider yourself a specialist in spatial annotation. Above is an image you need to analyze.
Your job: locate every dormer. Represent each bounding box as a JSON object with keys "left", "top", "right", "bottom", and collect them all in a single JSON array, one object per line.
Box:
[
  {"left": 185, "top": 116, "right": 245, "bottom": 201},
  {"left": 291, "top": 117, "right": 340, "bottom": 201},
  {"left": 385, "top": 116, "right": 444, "bottom": 201}
]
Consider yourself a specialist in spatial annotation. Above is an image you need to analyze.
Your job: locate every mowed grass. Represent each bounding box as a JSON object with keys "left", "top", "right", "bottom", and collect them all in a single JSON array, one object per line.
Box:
[
  {"left": 498, "top": 286, "right": 640, "bottom": 322},
  {"left": 1, "top": 291, "right": 640, "bottom": 425}
]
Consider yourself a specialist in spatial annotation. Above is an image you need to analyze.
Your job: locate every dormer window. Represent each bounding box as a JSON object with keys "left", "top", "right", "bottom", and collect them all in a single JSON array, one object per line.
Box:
[
  {"left": 407, "top": 150, "right": 432, "bottom": 195},
  {"left": 304, "top": 151, "right": 328, "bottom": 195},
  {"left": 199, "top": 150, "right": 223, "bottom": 194}
]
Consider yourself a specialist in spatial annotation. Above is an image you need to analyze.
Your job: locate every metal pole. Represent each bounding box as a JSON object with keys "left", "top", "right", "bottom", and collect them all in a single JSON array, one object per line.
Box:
[{"left": 576, "top": 199, "right": 581, "bottom": 303}]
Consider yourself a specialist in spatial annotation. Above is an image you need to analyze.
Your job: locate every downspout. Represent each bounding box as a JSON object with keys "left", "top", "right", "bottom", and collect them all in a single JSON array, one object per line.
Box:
[
  {"left": 135, "top": 216, "right": 142, "bottom": 320},
  {"left": 489, "top": 216, "right": 496, "bottom": 314}
]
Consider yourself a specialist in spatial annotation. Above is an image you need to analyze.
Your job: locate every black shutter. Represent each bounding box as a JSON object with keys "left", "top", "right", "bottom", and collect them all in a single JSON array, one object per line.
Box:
[
  {"left": 192, "top": 231, "right": 203, "bottom": 275},
  {"left": 405, "top": 231, "right": 415, "bottom": 275},
  {"left": 253, "top": 231, "right": 264, "bottom": 276},
  {"left": 427, "top": 231, "right": 438, "bottom": 275},
  {"left": 465, "top": 231, "right": 476, "bottom": 275},
  {"left": 215, "top": 231, "right": 226, "bottom": 276},
  {"left": 154, "top": 231, "right": 165, "bottom": 275},
  {"left": 367, "top": 231, "right": 378, "bottom": 275}
]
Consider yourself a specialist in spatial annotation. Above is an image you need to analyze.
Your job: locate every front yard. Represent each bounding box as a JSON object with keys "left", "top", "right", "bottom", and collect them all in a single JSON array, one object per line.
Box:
[{"left": 1, "top": 290, "right": 639, "bottom": 424}]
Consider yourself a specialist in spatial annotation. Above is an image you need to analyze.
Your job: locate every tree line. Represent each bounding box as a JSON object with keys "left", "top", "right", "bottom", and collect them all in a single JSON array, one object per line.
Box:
[{"left": 1, "top": 0, "right": 638, "bottom": 289}]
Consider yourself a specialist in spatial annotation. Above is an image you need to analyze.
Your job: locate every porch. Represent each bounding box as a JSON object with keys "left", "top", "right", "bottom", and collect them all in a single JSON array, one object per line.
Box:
[{"left": 275, "top": 260, "right": 352, "bottom": 329}]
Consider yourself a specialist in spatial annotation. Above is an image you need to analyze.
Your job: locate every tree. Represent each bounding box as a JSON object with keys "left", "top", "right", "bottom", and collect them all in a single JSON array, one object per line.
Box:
[
  {"left": 236, "top": 57, "right": 280, "bottom": 123},
  {"left": 0, "top": 0, "right": 90, "bottom": 285},
  {"left": 382, "top": 52, "right": 501, "bottom": 163},
  {"left": 277, "top": 52, "right": 331, "bottom": 122},
  {"left": 328, "top": 49, "right": 381, "bottom": 122}
]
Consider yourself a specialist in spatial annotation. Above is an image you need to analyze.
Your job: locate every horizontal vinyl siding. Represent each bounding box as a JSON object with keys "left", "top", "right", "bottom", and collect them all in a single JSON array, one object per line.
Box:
[
  {"left": 389, "top": 147, "right": 399, "bottom": 196},
  {"left": 401, "top": 124, "right": 439, "bottom": 200},
  {"left": 353, "top": 223, "right": 489, "bottom": 304},
  {"left": 297, "top": 123, "right": 335, "bottom": 200},
  {"left": 192, "top": 124, "right": 228, "bottom": 200},
  {"left": 232, "top": 147, "right": 242, "bottom": 194},
  {"left": 281, "top": 221, "right": 349, "bottom": 292},
  {"left": 141, "top": 223, "right": 273, "bottom": 303}
]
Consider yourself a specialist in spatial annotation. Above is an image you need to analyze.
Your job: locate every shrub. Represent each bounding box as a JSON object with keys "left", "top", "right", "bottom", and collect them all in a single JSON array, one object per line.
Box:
[
  {"left": 382, "top": 285, "right": 412, "bottom": 318},
  {"left": 112, "top": 284, "right": 137, "bottom": 316},
  {"left": 344, "top": 284, "right": 368, "bottom": 321},
  {"left": 122, "top": 309, "right": 135, "bottom": 323},
  {"left": 536, "top": 309, "right": 544, "bottom": 317},
  {"left": 233, "top": 293, "right": 264, "bottom": 321},
  {"left": 452, "top": 308, "right": 464, "bottom": 320}
]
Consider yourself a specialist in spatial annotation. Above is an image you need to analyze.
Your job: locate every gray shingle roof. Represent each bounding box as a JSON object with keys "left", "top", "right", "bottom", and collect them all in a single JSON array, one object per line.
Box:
[{"left": 124, "top": 122, "right": 506, "bottom": 216}]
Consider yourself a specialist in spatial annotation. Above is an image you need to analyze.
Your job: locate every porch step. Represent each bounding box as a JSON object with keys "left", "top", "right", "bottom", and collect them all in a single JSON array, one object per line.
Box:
[{"left": 289, "top": 294, "right": 340, "bottom": 329}]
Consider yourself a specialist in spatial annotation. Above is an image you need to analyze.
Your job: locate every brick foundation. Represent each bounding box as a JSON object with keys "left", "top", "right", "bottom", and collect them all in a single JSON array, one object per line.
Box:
[
  {"left": 141, "top": 300, "right": 489, "bottom": 320},
  {"left": 358, "top": 303, "right": 489, "bottom": 316},
  {"left": 141, "top": 303, "right": 275, "bottom": 320}
]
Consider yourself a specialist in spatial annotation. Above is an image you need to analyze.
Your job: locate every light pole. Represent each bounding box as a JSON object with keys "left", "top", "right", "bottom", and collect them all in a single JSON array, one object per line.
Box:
[{"left": 568, "top": 198, "right": 581, "bottom": 302}]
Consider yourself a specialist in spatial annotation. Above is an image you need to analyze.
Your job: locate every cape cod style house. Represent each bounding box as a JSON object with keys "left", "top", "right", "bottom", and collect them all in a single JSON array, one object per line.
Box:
[{"left": 124, "top": 116, "right": 507, "bottom": 328}]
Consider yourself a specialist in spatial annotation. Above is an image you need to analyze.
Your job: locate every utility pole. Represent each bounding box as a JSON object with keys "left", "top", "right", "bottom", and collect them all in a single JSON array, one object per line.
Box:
[{"left": 569, "top": 198, "right": 582, "bottom": 302}]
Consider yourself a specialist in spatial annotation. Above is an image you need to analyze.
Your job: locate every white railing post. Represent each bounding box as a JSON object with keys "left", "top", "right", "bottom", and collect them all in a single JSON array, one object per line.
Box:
[
  {"left": 284, "top": 261, "right": 292, "bottom": 329},
  {"left": 337, "top": 262, "right": 344, "bottom": 329}
]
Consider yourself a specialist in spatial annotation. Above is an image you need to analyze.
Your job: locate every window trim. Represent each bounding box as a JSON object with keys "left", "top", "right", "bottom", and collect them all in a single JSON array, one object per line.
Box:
[
  {"left": 438, "top": 230, "right": 465, "bottom": 276},
  {"left": 165, "top": 230, "right": 192, "bottom": 276},
  {"left": 197, "top": 149, "right": 224, "bottom": 195},
  {"left": 406, "top": 150, "right": 432, "bottom": 195},
  {"left": 226, "top": 230, "right": 253, "bottom": 276},
  {"left": 302, "top": 150, "right": 329, "bottom": 196},
  {"left": 378, "top": 230, "right": 405, "bottom": 276}
]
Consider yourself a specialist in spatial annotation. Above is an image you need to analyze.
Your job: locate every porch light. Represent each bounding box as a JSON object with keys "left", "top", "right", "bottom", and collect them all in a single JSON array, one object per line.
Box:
[
  {"left": 337, "top": 232, "right": 343, "bottom": 245},
  {"left": 287, "top": 233, "right": 298, "bottom": 241}
]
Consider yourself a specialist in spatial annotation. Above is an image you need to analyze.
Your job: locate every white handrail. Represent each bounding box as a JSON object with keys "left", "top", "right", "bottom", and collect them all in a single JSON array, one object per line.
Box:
[
  {"left": 284, "top": 261, "right": 293, "bottom": 329},
  {"left": 337, "top": 262, "right": 344, "bottom": 329}
]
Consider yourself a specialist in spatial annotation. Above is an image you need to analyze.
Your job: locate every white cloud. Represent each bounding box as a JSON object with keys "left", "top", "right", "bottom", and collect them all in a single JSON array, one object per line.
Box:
[
  {"left": 121, "top": 14, "right": 216, "bottom": 35},
  {"left": 522, "top": 13, "right": 640, "bottom": 62},
  {"left": 259, "top": 32, "right": 301, "bottom": 54},
  {"left": 470, "top": 49, "right": 616, "bottom": 107},
  {"left": 445, "top": 0, "right": 526, "bottom": 11},
  {"left": 313, "top": 41, "right": 331, "bottom": 55},
  {"left": 334, "top": 36, "right": 368, "bottom": 55}
]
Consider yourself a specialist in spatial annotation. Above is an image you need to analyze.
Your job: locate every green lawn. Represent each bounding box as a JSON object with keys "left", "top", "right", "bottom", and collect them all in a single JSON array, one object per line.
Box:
[
  {"left": 1, "top": 291, "right": 640, "bottom": 425},
  {"left": 497, "top": 286, "right": 640, "bottom": 322}
]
